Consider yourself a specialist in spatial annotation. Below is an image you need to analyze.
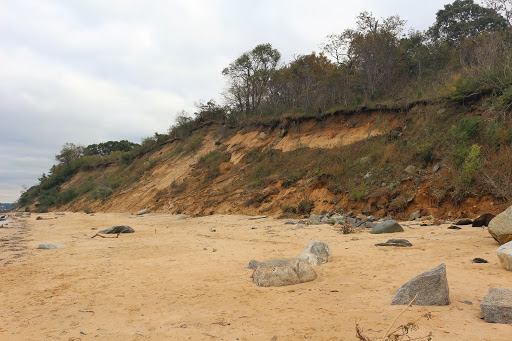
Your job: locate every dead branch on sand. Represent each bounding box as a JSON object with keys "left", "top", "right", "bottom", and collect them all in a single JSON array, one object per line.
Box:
[
  {"left": 248, "top": 216, "right": 269, "bottom": 220},
  {"left": 91, "top": 233, "right": 121, "bottom": 239},
  {"left": 356, "top": 294, "right": 433, "bottom": 341}
]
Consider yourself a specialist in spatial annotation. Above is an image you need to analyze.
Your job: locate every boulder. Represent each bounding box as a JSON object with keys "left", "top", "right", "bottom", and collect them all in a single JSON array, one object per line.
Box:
[
  {"left": 371, "top": 220, "right": 404, "bottom": 234},
  {"left": 37, "top": 243, "right": 66, "bottom": 249},
  {"left": 375, "top": 239, "right": 412, "bottom": 247},
  {"left": 136, "top": 209, "right": 150, "bottom": 216},
  {"left": 480, "top": 287, "right": 512, "bottom": 324},
  {"left": 456, "top": 219, "right": 472, "bottom": 225},
  {"left": 497, "top": 241, "right": 512, "bottom": 271},
  {"left": 472, "top": 213, "right": 495, "bottom": 227},
  {"left": 308, "top": 215, "right": 322, "bottom": 225},
  {"left": 252, "top": 258, "right": 317, "bottom": 287},
  {"left": 98, "top": 225, "right": 135, "bottom": 234},
  {"left": 391, "top": 263, "right": 450, "bottom": 306},
  {"left": 488, "top": 206, "right": 512, "bottom": 244},
  {"left": 300, "top": 241, "right": 332, "bottom": 266}
]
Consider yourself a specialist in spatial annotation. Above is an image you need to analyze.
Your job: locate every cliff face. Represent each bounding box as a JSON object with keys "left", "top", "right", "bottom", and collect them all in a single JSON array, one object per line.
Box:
[{"left": 55, "top": 102, "right": 507, "bottom": 219}]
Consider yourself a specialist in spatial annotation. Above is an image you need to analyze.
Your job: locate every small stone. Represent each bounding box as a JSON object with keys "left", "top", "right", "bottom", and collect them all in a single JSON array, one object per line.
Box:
[
  {"left": 481, "top": 287, "right": 512, "bottom": 324},
  {"left": 375, "top": 239, "right": 412, "bottom": 247},
  {"left": 409, "top": 210, "right": 421, "bottom": 220},
  {"left": 136, "top": 209, "right": 150, "bottom": 216},
  {"left": 447, "top": 225, "right": 462, "bottom": 230},
  {"left": 37, "top": 243, "right": 66, "bottom": 249},
  {"left": 472, "top": 258, "right": 489, "bottom": 263},
  {"left": 460, "top": 300, "right": 473, "bottom": 305},
  {"left": 456, "top": 219, "right": 472, "bottom": 225},
  {"left": 177, "top": 215, "right": 188, "bottom": 220}
]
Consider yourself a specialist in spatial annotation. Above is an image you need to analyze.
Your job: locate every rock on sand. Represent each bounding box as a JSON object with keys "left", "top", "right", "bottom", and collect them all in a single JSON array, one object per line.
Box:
[
  {"left": 488, "top": 205, "right": 512, "bottom": 245},
  {"left": 391, "top": 263, "right": 450, "bottom": 306},
  {"left": 480, "top": 287, "right": 512, "bottom": 324},
  {"left": 252, "top": 258, "right": 316, "bottom": 287}
]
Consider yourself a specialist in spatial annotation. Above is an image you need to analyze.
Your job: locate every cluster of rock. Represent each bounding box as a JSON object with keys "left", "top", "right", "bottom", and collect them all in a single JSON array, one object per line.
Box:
[
  {"left": 307, "top": 210, "right": 377, "bottom": 229},
  {"left": 249, "top": 240, "right": 332, "bottom": 287}
]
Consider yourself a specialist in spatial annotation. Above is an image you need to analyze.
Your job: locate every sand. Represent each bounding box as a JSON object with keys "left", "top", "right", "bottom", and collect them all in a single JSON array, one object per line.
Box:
[{"left": 1, "top": 213, "right": 511, "bottom": 340}]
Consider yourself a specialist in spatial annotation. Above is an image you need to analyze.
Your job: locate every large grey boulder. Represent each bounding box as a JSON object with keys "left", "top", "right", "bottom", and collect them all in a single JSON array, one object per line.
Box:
[
  {"left": 99, "top": 225, "right": 135, "bottom": 234},
  {"left": 391, "top": 263, "right": 450, "bottom": 306},
  {"left": 252, "top": 258, "right": 317, "bottom": 287},
  {"left": 488, "top": 205, "right": 512, "bottom": 245},
  {"left": 481, "top": 287, "right": 512, "bottom": 324},
  {"left": 497, "top": 241, "right": 512, "bottom": 271},
  {"left": 37, "top": 243, "right": 66, "bottom": 249},
  {"left": 300, "top": 241, "right": 332, "bottom": 266},
  {"left": 371, "top": 220, "right": 404, "bottom": 234},
  {"left": 136, "top": 209, "right": 150, "bottom": 216}
]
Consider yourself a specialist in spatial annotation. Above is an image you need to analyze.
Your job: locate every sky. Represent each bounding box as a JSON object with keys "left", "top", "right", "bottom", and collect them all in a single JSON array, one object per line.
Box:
[{"left": 0, "top": 0, "right": 453, "bottom": 203}]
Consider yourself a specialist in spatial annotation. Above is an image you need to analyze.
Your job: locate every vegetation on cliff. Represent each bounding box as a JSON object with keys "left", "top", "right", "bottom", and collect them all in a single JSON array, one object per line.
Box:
[{"left": 17, "top": 1, "right": 512, "bottom": 215}]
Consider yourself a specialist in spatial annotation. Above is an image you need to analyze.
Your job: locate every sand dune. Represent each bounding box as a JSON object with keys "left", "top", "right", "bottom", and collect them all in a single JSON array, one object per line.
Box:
[{"left": 1, "top": 213, "right": 511, "bottom": 340}]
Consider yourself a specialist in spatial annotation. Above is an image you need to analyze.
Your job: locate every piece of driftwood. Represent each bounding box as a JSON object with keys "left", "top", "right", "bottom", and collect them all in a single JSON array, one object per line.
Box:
[
  {"left": 248, "top": 216, "right": 268, "bottom": 220},
  {"left": 91, "top": 233, "right": 121, "bottom": 239}
]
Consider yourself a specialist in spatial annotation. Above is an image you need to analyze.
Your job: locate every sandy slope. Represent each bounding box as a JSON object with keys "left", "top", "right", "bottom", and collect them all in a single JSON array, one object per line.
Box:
[{"left": 1, "top": 213, "right": 511, "bottom": 340}]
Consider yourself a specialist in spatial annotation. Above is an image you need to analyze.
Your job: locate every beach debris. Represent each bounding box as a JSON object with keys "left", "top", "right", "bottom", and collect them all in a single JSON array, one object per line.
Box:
[
  {"left": 455, "top": 218, "right": 472, "bottom": 225},
  {"left": 91, "top": 233, "right": 121, "bottom": 239},
  {"left": 37, "top": 243, "right": 66, "bottom": 249},
  {"left": 472, "top": 213, "right": 495, "bottom": 227},
  {"left": 391, "top": 263, "right": 450, "bottom": 306},
  {"left": 248, "top": 216, "right": 268, "bottom": 220},
  {"left": 480, "top": 287, "right": 512, "bottom": 324},
  {"left": 460, "top": 300, "right": 472, "bottom": 305},
  {"left": 447, "top": 225, "right": 461, "bottom": 230},
  {"left": 246, "top": 259, "right": 260, "bottom": 269},
  {"left": 488, "top": 205, "right": 512, "bottom": 245},
  {"left": 300, "top": 240, "right": 332, "bottom": 266},
  {"left": 375, "top": 239, "right": 412, "bottom": 247},
  {"left": 0, "top": 215, "right": 7, "bottom": 221},
  {"left": 371, "top": 220, "right": 404, "bottom": 234},
  {"left": 136, "top": 209, "right": 150, "bottom": 216},
  {"left": 472, "top": 258, "right": 489, "bottom": 263},
  {"left": 497, "top": 241, "right": 512, "bottom": 271},
  {"left": 36, "top": 216, "right": 43, "bottom": 220},
  {"left": 252, "top": 258, "right": 316, "bottom": 287},
  {"left": 98, "top": 225, "right": 134, "bottom": 234},
  {"left": 209, "top": 227, "right": 216, "bottom": 232}
]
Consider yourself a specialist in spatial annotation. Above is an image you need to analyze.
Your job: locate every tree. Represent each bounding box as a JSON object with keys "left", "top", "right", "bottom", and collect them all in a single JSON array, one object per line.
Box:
[
  {"left": 484, "top": 0, "right": 512, "bottom": 27},
  {"left": 348, "top": 12, "right": 406, "bottom": 99},
  {"left": 55, "top": 143, "right": 85, "bottom": 165},
  {"left": 429, "top": 0, "right": 508, "bottom": 45},
  {"left": 222, "top": 43, "right": 281, "bottom": 116}
]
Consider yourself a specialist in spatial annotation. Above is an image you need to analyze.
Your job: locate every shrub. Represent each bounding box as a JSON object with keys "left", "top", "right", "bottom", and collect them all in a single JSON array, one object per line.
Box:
[
  {"left": 350, "top": 183, "right": 367, "bottom": 201},
  {"left": 297, "top": 200, "right": 314, "bottom": 215},
  {"left": 93, "top": 185, "right": 113, "bottom": 200}
]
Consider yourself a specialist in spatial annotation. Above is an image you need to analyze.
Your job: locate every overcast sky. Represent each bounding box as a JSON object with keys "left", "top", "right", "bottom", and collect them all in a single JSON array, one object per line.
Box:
[{"left": 0, "top": 0, "right": 454, "bottom": 202}]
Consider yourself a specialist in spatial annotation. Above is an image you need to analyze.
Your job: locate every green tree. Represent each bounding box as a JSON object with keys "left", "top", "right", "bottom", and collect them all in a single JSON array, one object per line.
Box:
[
  {"left": 222, "top": 43, "right": 281, "bottom": 116},
  {"left": 428, "top": 0, "right": 508, "bottom": 45},
  {"left": 55, "top": 143, "right": 85, "bottom": 165}
]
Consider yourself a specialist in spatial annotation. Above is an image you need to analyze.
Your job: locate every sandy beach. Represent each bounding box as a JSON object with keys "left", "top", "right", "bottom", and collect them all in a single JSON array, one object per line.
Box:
[{"left": 1, "top": 212, "right": 511, "bottom": 340}]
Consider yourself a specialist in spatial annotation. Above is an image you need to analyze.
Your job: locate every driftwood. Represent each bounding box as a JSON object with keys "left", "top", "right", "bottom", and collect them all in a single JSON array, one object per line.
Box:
[
  {"left": 91, "top": 233, "right": 121, "bottom": 239},
  {"left": 248, "top": 216, "right": 268, "bottom": 220}
]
